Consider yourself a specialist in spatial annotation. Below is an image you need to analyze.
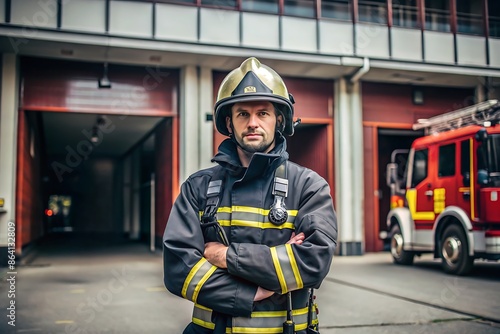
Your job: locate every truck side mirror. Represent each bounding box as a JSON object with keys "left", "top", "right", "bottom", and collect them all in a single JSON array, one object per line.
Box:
[
  {"left": 476, "top": 128, "right": 488, "bottom": 142},
  {"left": 477, "top": 169, "right": 489, "bottom": 186},
  {"left": 386, "top": 163, "right": 398, "bottom": 187}
]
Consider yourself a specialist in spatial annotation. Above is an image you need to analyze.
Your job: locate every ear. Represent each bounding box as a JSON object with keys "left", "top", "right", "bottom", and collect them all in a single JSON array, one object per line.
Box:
[
  {"left": 276, "top": 113, "right": 284, "bottom": 131},
  {"left": 225, "top": 116, "right": 232, "bottom": 134}
]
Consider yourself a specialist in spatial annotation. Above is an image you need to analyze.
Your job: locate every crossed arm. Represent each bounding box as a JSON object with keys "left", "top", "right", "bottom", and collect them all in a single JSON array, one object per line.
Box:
[{"left": 204, "top": 232, "right": 306, "bottom": 301}]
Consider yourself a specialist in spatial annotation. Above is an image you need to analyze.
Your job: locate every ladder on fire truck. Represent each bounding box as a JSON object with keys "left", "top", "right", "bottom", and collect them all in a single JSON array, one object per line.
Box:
[{"left": 413, "top": 99, "right": 500, "bottom": 135}]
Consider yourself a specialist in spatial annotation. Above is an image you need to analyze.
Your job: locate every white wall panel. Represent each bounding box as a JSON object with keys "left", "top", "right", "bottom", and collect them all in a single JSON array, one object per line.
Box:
[
  {"left": 62, "top": 0, "right": 106, "bottom": 33},
  {"left": 456, "top": 35, "right": 486, "bottom": 67},
  {"left": 241, "top": 13, "right": 279, "bottom": 49},
  {"left": 319, "top": 20, "right": 353, "bottom": 55},
  {"left": 156, "top": 4, "right": 197, "bottom": 42},
  {"left": 199, "top": 8, "right": 239, "bottom": 45},
  {"left": 355, "top": 23, "right": 389, "bottom": 58},
  {"left": 282, "top": 17, "right": 316, "bottom": 52},
  {"left": 11, "top": 0, "right": 58, "bottom": 29},
  {"left": 109, "top": 1, "right": 152, "bottom": 38},
  {"left": 391, "top": 27, "right": 422, "bottom": 61},
  {"left": 424, "top": 31, "right": 454, "bottom": 64},
  {"left": 490, "top": 38, "right": 500, "bottom": 68}
]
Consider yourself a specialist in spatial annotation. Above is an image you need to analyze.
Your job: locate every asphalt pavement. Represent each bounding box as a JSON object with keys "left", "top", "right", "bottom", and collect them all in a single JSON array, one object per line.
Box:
[{"left": 1, "top": 234, "right": 499, "bottom": 334}]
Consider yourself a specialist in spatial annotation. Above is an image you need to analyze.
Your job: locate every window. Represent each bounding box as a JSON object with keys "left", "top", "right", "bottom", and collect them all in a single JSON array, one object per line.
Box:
[
  {"left": 460, "top": 139, "right": 471, "bottom": 186},
  {"left": 321, "top": 0, "right": 351, "bottom": 21},
  {"left": 155, "top": 0, "right": 196, "bottom": 4},
  {"left": 456, "top": 0, "right": 483, "bottom": 35},
  {"left": 201, "top": 0, "right": 237, "bottom": 9},
  {"left": 425, "top": 0, "right": 450, "bottom": 32},
  {"left": 411, "top": 149, "right": 428, "bottom": 187},
  {"left": 460, "top": 139, "right": 470, "bottom": 178},
  {"left": 241, "top": 0, "right": 279, "bottom": 13},
  {"left": 284, "top": 0, "right": 316, "bottom": 18},
  {"left": 438, "top": 143, "right": 456, "bottom": 177},
  {"left": 489, "top": 0, "right": 500, "bottom": 38},
  {"left": 488, "top": 135, "right": 500, "bottom": 174},
  {"left": 393, "top": 0, "right": 418, "bottom": 28},
  {"left": 358, "top": 0, "right": 387, "bottom": 24}
]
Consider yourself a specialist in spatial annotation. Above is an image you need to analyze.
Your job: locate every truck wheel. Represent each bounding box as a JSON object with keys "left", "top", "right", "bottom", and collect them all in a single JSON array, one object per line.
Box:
[
  {"left": 440, "top": 224, "right": 474, "bottom": 276},
  {"left": 390, "top": 224, "right": 414, "bottom": 265}
]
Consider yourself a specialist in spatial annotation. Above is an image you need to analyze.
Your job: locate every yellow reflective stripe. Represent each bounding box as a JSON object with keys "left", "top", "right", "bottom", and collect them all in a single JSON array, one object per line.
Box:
[
  {"left": 219, "top": 206, "right": 298, "bottom": 216},
  {"left": 270, "top": 247, "right": 287, "bottom": 293},
  {"left": 406, "top": 189, "right": 435, "bottom": 221},
  {"left": 286, "top": 244, "right": 303, "bottom": 290},
  {"left": 192, "top": 304, "right": 317, "bottom": 333},
  {"left": 192, "top": 317, "right": 215, "bottom": 330},
  {"left": 218, "top": 219, "right": 295, "bottom": 230},
  {"left": 270, "top": 245, "right": 303, "bottom": 293},
  {"left": 182, "top": 258, "right": 207, "bottom": 298},
  {"left": 233, "top": 327, "right": 281, "bottom": 333},
  {"left": 225, "top": 206, "right": 267, "bottom": 215},
  {"left": 192, "top": 266, "right": 217, "bottom": 303},
  {"left": 251, "top": 307, "right": 309, "bottom": 318},
  {"left": 433, "top": 188, "right": 446, "bottom": 213},
  {"left": 194, "top": 303, "right": 211, "bottom": 311},
  {"left": 470, "top": 138, "right": 475, "bottom": 219},
  {"left": 232, "top": 307, "right": 312, "bottom": 333},
  {"left": 182, "top": 258, "right": 217, "bottom": 302}
]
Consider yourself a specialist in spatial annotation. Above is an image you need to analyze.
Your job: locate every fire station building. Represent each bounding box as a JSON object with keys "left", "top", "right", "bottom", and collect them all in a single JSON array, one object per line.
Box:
[{"left": 0, "top": 0, "right": 499, "bottom": 258}]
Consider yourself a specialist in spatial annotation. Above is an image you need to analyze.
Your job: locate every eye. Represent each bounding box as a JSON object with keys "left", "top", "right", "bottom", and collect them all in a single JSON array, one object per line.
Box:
[{"left": 237, "top": 111, "right": 249, "bottom": 117}]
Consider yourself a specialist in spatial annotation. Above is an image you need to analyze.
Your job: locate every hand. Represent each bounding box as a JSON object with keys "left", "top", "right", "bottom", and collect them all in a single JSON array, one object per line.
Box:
[
  {"left": 204, "top": 242, "right": 228, "bottom": 269},
  {"left": 254, "top": 286, "right": 274, "bottom": 301},
  {"left": 287, "top": 232, "right": 305, "bottom": 245}
]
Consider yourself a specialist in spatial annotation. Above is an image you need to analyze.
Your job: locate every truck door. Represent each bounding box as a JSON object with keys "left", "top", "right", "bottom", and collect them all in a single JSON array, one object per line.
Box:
[
  {"left": 434, "top": 142, "right": 458, "bottom": 216},
  {"left": 407, "top": 148, "right": 436, "bottom": 232},
  {"left": 456, "top": 139, "right": 472, "bottom": 216}
]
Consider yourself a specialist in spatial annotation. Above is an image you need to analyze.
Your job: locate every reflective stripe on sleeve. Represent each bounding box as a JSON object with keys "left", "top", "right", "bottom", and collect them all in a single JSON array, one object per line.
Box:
[
  {"left": 270, "top": 244, "right": 303, "bottom": 294},
  {"left": 182, "top": 258, "right": 217, "bottom": 303},
  {"left": 192, "top": 304, "right": 215, "bottom": 330}
]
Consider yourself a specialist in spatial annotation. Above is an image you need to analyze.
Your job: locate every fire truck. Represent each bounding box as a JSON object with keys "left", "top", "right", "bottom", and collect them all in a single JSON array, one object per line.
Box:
[{"left": 383, "top": 100, "right": 500, "bottom": 275}]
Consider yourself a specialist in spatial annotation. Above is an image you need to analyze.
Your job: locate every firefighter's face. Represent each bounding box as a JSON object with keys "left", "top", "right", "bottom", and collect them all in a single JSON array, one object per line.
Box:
[{"left": 227, "top": 101, "right": 282, "bottom": 154}]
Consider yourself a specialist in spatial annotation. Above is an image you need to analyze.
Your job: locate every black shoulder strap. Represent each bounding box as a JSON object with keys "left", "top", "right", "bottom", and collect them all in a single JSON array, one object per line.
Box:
[
  {"left": 273, "top": 162, "right": 288, "bottom": 197},
  {"left": 201, "top": 167, "right": 226, "bottom": 224},
  {"left": 200, "top": 167, "right": 229, "bottom": 246}
]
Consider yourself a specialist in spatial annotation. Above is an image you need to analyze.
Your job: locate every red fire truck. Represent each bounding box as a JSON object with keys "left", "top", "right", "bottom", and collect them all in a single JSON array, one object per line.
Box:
[{"left": 383, "top": 100, "right": 500, "bottom": 275}]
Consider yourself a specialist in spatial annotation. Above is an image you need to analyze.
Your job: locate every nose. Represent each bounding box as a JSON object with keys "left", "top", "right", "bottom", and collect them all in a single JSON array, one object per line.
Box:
[{"left": 247, "top": 113, "right": 259, "bottom": 128}]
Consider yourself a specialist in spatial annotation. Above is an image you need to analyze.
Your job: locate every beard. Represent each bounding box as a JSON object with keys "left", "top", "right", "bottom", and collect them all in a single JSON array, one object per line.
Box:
[{"left": 235, "top": 131, "right": 275, "bottom": 153}]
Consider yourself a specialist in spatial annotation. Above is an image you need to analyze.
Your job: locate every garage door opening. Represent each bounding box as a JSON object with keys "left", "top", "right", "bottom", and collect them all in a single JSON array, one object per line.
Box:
[
  {"left": 15, "top": 57, "right": 179, "bottom": 256},
  {"left": 16, "top": 110, "right": 177, "bottom": 256},
  {"left": 378, "top": 128, "right": 423, "bottom": 249}
]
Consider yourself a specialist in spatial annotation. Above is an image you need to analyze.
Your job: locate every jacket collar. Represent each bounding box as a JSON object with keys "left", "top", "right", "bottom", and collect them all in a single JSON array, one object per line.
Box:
[{"left": 212, "top": 135, "right": 289, "bottom": 181}]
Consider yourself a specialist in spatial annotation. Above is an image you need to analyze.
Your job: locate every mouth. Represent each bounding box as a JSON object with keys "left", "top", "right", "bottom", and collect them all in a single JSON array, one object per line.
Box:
[{"left": 244, "top": 133, "right": 262, "bottom": 139}]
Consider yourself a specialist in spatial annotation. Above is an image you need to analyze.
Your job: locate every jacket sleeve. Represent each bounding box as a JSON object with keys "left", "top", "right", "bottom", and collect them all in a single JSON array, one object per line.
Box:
[
  {"left": 163, "top": 175, "right": 257, "bottom": 317},
  {"left": 226, "top": 170, "right": 338, "bottom": 294}
]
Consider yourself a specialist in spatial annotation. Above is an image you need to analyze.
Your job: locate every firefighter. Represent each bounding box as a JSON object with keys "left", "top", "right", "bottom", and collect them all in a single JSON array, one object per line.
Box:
[{"left": 163, "top": 57, "right": 338, "bottom": 334}]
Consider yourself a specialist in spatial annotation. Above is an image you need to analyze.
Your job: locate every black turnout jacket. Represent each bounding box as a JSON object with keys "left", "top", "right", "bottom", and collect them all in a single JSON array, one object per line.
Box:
[{"left": 163, "top": 136, "right": 338, "bottom": 333}]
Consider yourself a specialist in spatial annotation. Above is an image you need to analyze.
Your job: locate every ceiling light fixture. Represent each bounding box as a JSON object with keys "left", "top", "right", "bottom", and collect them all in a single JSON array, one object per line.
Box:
[
  {"left": 91, "top": 125, "right": 99, "bottom": 143},
  {"left": 412, "top": 88, "right": 424, "bottom": 105},
  {"left": 90, "top": 115, "right": 106, "bottom": 143},
  {"left": 98, "top": 63, "right": 112, "bottom": 89}
]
